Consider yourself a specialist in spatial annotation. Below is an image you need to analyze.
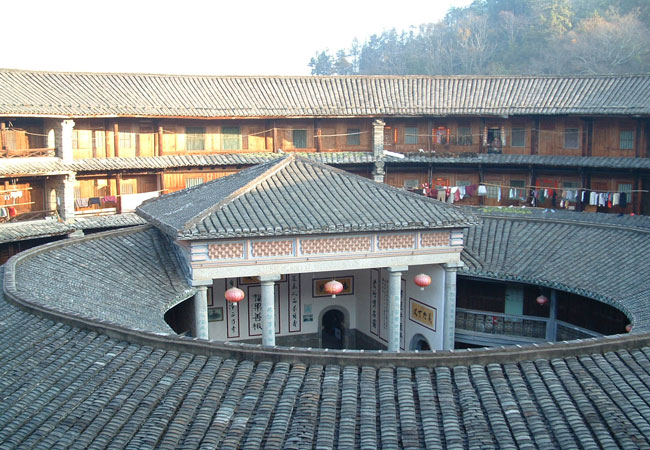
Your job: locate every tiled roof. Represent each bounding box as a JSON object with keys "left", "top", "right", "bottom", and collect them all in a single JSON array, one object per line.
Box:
[
  {"left": 6, "top": 225, "right": 194, "bottom": 333},
  {"left": 3, "top": 269, "right": 650, "bottom": 447},
  {"left": 0, "top": 157, "right": 69, "bottom": 176},
  {"left": 1, "top": 69, "right": 649, "bottom": 117},
  {"left": 462, "top": 208, "right": 650, "bottom": 331},
  {"left": 136, "top": 155, "right": 476, "bottom": 239},
  {"left": 0, "top": 213, "right": 146, "bottom": 243}
]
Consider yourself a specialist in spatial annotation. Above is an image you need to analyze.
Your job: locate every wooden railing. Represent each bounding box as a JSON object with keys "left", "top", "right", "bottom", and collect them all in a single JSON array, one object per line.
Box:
[
  {"left": 456, "top": 308, "right": 601, "bottom": 342},
  {"left": 2, "top": 148, "right": 56, "bottom": 158}
]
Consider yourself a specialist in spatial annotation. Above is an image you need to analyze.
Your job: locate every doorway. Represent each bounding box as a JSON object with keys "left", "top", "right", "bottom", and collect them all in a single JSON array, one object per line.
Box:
[
  {"left": 409, "top": 333, "right": 431, "bottom": 351},
  {"left": 321, "top": 309, "right": 345, "bottom": 349}
]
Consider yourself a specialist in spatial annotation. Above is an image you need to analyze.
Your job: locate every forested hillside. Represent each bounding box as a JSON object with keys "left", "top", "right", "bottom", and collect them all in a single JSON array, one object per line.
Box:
[{"left": 309, "top": 0, "right": 650, "bottom": 75}]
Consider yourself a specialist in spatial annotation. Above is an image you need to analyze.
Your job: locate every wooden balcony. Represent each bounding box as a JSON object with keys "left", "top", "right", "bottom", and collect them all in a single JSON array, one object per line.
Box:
[{"left": 2, "top": 147, "right": 56, "bottom": 158}]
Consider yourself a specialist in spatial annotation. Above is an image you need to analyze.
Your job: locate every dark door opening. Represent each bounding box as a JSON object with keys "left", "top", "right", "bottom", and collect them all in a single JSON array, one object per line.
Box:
[{"left": 321, "top": 309, "right": 344, "bottom": 349}]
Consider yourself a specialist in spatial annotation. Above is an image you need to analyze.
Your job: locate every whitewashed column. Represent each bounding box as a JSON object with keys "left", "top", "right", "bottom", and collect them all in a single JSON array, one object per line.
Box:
[
  {"left": 59, "top": 119, "right": 75, "bottom": 162},
  {"left": 260, "top": 274, "right": 281, "bottom": 347},
  {"left": 443, "top": 262, "right": 463, "bottom": 350},
  {"left": 388, "top": 266, "right": 407, "bottom": 352},
  {"left": 194, "top": 286, "right": 209, "bottom": 340},
  {"left": 372, "top": 119, "right": 386, "bottom": 182}
]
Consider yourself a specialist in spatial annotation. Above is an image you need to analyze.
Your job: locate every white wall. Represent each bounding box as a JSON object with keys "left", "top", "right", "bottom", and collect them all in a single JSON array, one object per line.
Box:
[{"left": 206, "top": 265, "right": 446, "bottom": 350}]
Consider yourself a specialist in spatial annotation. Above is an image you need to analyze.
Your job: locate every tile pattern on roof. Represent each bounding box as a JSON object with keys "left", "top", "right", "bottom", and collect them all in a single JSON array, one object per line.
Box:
[
  {"left": 2, "top": 280, "right": 650, "bottom": 448},
  {"left": 462, "top": 209, "right": 650, "bottom": 330},
  {"left": 0, "top": 213, "right": 146, "bottom": 243},
  {"left": 1, "top": 69, "right": 650, "bottom": 117},
  {"left": 136, "top": 155, "right": 475, "bottom": 239},
  {"left": 2, "top": 153, "right": 650, "bottom": 178},
  {"left": 10, "top": 225, "right": 193, "bottom": 333}
]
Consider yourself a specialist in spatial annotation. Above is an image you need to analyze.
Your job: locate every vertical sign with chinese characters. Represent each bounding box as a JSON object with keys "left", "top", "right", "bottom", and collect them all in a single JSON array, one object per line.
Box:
[
  {"left": 288, "top": 274, "right": 301, "bottom": 332},
  {"left": 225, "top": 278, "right": 240, "bottom": 338},
  {"left": 370, "top": 269, "right": 379, "bottom": 336},
  {"left": 248, "top": 285, "right": 280, "bottom": 336},
  {"left": 379, "top": 270, "right": 389, "bottom": 341},
  {"left": 400, "top": 278, "right": 406, "bottom": 350}
]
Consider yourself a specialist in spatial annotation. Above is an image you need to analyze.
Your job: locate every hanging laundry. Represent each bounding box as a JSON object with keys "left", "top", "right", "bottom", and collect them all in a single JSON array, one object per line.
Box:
[
  {"left": 590, "top": 191, "right": 597, "bottom": 206},
  {"left": 612, "top": 193, "right": 620, "bottom": 206},
  {"left": 8, "top": 206, "right": 16, "bottom": 218},
  {"left": 477, "top": 185, "right": 487, "bottom": 196},
  {"left": 88, "top": 197, "right": 101, "bottom": 206},
  {"left": 620, "top": 192, "right": 628, "bottom": 208},
  {"left": 436, "top": 190, "right": 446, "bottom": 202},
  {"left": 454, "top": 187, "right": 461, "bottom": 202},
  {"left": 103, "top": 195, "right": 117, "bottom": 203},
  {"left": 551, "top": 191, "right": 557, "bottom": 208},
  {"left": 75, "top": 198, "right": 89, "bottom": 208},
  {"left": 458, "top": 186, "right": 466, "bottom": 200},
  {"left": 465, "top": 184, "right": 477, "bottom": 197},
  {"left": 0, "top": 207, "right": 7, "bottom": 218},
  {"left": 497, "top": 188, "right": 502, "bottom": 203}
]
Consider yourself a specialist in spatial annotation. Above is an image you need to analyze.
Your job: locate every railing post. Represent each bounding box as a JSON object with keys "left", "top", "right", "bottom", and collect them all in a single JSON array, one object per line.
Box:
[{"left": 546, "top": 290, "right": 558, "bottom": 341}]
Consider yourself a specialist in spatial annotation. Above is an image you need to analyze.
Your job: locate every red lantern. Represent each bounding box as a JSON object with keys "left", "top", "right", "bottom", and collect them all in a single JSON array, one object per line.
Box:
[
  {"left": 225, "top": 287, "right": 245, "bottom": 303},
  {"left": 626, "top": 324, "right": 633, "bottom": 333},
  {"left": 414, "top": 274, "right": 432, "bottom": 290},
  {"left": 536, "top": 295, "right": 548, "bottom": 306},
  {"left": 324, "top": 280, "right": 344, "bottom": 298}
]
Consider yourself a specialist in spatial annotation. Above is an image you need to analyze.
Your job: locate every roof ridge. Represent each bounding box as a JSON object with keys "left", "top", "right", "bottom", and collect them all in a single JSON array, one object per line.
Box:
[
  {"left": 182, "top": 155, "right": 294, "bottom": 233},
  {"left": 1, "top": 68, "right": 649, "bottom": 80}
]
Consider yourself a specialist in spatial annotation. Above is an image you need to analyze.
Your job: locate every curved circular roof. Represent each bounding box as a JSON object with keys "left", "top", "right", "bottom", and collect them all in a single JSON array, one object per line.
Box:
[{"left": 2, "top": 210, "right": 650, "bottom": 447}]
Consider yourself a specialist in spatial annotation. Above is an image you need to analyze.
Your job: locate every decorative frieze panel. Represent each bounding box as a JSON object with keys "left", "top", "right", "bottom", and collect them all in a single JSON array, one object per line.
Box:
[
  {"left": 450, "top": 230, "right": 464, "bottom": 246},
  {"left": 377, "top": 233, "right": 416, "bottom": 251},
  {"left": 208, "top": 242, "right": 245, "bottom": 260},
  {"left": 251, "top": 239, "right": 294, "bottom": 258},
  {"left": 300, "top": 236, "right": 372, "bottom": 255},
  {"left": 420, "top": 231, "right": 450, "bottom": 248}
]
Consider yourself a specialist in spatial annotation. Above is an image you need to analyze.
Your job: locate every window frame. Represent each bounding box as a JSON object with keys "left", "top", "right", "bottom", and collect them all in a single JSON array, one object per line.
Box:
[
  {"left": 185, "top": 126, "right": 206, "bottom": 151},
  {"left": 619, "top": 130, "right": 634, "bottom": 150},
  {"left": 405, "top": 127, "right": 419, "bottom": 145},
  {"left": 457, "top": 126, "right": 472, "bottom": 146},
  {"left": 221, "top": 126, "right": 241, "bottom": 150},
  {"left": 563, "top": 127, "right": 580, "bottom": 149},
  {"left": 346, "top": 128, "right": 361, "bottom": 146},
  {"left": 292, "top": 129, "right": 308, "bottom": 149},
  {"left": 511, "top": 127, "right": 526, "bottom": 147}
]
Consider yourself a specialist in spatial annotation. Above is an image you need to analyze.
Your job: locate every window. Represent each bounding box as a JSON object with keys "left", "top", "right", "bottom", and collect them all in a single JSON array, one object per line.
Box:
[
  {"left": 72, "top": 130, "right": 79, "bottom": 149},
  {"left": 94, "top": 131, "right": 105, "bottom": 150},
  {"left": 346, "top": 128, "right": 361, "bottom": 146},
  {"left": 456, "top": 180, "right": 471, "bottom": 187},
  {"left": 457, "top": 127, "right": 472, "bottom": 146},
  {"left": 435, "top": 127, "right": 450, "bottom": 145},
  {"left": 509, "top": 180, "right": 526, "bottom": 201},
  {"left": 620, "top": 130, "right": 634, "bottom": 150},
  {"left": 486, "top": 185, "right": 501, "bottom": 199},
  {"left": 221, "top": 127, "right": 241, "bottom": 150},
  {"left": 292, "top": 129, "right": 307, "bottom": 149},
  {"left": 511, "top": 127, "right": 525, "bottom": 147},
  {"left": 119, "top": 131, "right": 136, "bottom": 150},
  {"left": 618, "top": 183, "right": 632, "bottom": 196},
  {"left": 186, "top": 126, "right": 205, "bottom": 151},
  {"left": 562, "top": 181, "right": 579, "bottom": 190},
  {"left": 403, "top": 179, "right": 419, "bottom": 189},
  {"left": 185, "top": 177, "right": 204, "bottom": 188},
  {"left": 564, "top": 127, "right": 579, "bottom": 149},
  {"left": 405, "top": 127, "right": 418, "bottom": 145}
]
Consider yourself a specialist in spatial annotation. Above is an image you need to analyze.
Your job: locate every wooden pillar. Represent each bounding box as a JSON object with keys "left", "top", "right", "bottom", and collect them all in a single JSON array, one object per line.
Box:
[
  {"left": 633, "top": 174, "right": 641, "bottom": 215},
  {"left": 157, "top": 125, "right": 164, "bottom": 156},
  {"left": 586, "top": 120, "right": 593, "bottom": 157},
  {"left": 156, "top": 171, "right": 165, "bottom": 194},
  {"left": 427, "top": 119, "right": 433, "bottom": 152},
  {"left": 113, "top": 123, "right": 120, "bottom": 158},
  {"left": 314, "top": 119, "right": 321, "bottom": 152},
  {"left": 272, "top": 120, "right": 278, "bottom": 153},
  {"left": 104, "top": 120, "right": 111, "bottom": 158},
  {"left": 479, "top": 119, "right": 486, "bottom": 154},
  {"left": 531, "top": 117, "right": 539, "bottom": 155},
  {"left": 529, "top": 166, "right": 536, "bottom": 205},
  {"left": 635, "top": 119, "right": 642, "bottom": 158},
  {"left": 115, "top": 173, "right": 122, "bottom": 214},
  {"left": 478, "top": 165, "right": 485, "bottom": 206},
  {"left": 0, "top": 122, "right": 6, "bottom": 156}
]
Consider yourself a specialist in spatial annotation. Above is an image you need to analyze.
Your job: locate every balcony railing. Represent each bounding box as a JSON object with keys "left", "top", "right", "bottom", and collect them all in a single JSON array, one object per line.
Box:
[
  {"left": 456, "top": 308, "right": 601, "bottom": 343},
  {"left": 2, "top": 147, "right": 56, "bottom": 158}
]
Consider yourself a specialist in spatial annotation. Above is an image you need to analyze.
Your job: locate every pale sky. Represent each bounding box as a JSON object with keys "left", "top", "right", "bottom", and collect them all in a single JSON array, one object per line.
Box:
[{"left": 3, "top": 0, "right": 472, "bottom": 76}]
